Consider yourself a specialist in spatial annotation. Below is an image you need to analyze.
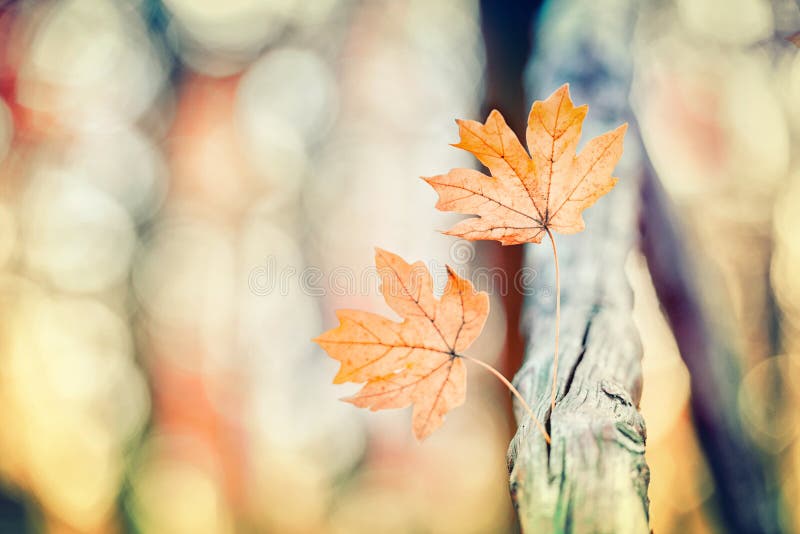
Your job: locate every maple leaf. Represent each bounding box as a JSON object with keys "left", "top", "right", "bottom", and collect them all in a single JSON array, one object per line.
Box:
[
  {"left": 314, "top": 248, "right": 489, "bottom": 440},
  {"left": 423, "top": 84, "right": 627, "bottom": 245}
]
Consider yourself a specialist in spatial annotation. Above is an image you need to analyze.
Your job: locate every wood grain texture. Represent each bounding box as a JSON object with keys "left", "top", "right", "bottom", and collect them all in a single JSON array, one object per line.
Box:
[{"left": 507, "top": 175, "right": 649, "bottom": 533}]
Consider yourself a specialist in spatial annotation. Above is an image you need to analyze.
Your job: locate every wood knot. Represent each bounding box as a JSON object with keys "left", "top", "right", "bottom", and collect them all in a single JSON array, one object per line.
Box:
[{"left": 600, "top": 379, "right": 633, "bottom": 406}]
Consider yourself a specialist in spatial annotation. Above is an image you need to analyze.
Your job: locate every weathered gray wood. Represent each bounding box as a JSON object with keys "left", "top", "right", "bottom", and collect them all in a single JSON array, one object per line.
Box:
[
  {"left": 477, "top": 0, "right": 651, "bottom": 529},
  {"left": 507, "top": 175, "right": 649, "bottom": 533}
]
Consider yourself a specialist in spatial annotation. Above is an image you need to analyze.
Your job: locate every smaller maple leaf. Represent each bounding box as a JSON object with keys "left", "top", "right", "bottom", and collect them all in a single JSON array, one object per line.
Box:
[
  {"left": 314, "top": 248, "right": 489, "bottom": 440},
  {"left": 423, "top": 84, "right": 627, "bottom": 245}
]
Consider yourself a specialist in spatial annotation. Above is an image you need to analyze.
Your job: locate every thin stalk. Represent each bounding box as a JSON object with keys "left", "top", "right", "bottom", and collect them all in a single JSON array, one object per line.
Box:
[
  {"left": 460, "top": 354, "right": 551, "bottom": 444},
  {"left": 545, "top": 227, "right": 561, "bottom": 414}
]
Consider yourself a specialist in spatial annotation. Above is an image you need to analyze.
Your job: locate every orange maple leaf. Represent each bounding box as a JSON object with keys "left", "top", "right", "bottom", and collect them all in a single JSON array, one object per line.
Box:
[
  {"left": 314, "top": 248, "right": 489, "bottom": 440},
  {"left": 424, "top": 84, "right": 627, "bottom": 245}
]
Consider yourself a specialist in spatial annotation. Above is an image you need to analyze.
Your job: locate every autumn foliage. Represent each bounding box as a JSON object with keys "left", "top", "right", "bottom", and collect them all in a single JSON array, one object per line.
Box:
[
  {"left": 316, "top": 84, "right": 627, "bottom": 440},
  {"left": 314, "top": 249, "right": 488, "bottom": 440},
  {"left": 425, "top": 84, "right": 626, "bottom": 245}
]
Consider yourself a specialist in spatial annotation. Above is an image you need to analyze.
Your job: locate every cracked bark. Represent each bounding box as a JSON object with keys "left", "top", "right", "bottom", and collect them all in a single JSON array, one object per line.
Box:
[
  {"left": 478, "top": 1, "right": 650, "bottom": 531},
  {"left": 507, "top": 174, "right": 649, "bottom": 533}
]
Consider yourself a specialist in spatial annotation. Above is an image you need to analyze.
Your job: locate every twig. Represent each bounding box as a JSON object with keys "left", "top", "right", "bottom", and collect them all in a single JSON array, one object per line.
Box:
[
  {"left": 545, "top": 227, "right": 561, "bottom": 413},
  {"left": 460, "top": 354, "right": 551, "bottom": 444}
]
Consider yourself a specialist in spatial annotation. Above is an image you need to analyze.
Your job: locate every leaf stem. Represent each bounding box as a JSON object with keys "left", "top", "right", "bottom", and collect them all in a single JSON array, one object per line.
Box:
[
  {"left": 545, "top": 227, "right": 560, "bottom": 414},
  {"left": 459, "top": 354, "right": 551, "bottom": 444}
]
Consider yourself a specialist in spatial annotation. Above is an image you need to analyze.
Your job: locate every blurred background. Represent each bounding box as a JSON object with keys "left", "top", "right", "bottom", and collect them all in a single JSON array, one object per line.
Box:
[{"left": 0, "top": 0, "right": 797, "bottom": 532}]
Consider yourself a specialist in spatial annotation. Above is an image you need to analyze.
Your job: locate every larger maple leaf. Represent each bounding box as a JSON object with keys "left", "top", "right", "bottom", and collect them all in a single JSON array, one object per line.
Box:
[
  {"left": 424, "top": 84, "right": 627, "bottom": 245},
  {"left": 314, "top": 248, "right": 489, "bottom": 440}
]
